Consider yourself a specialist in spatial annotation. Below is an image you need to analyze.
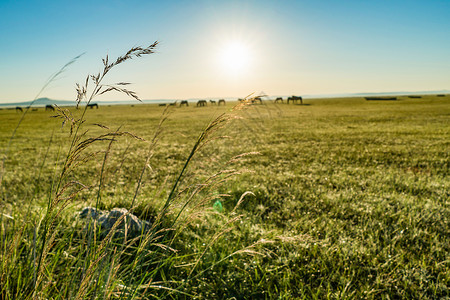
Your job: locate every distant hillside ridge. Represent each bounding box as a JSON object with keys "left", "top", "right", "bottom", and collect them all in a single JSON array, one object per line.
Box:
[{"left": 0, "top": 98, "right": 75, "bottom": 107}]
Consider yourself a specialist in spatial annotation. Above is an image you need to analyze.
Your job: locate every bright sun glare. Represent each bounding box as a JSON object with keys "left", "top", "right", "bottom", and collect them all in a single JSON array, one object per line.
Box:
[{"left": 218, "top": 41, "right": 252, "bottom": 74}]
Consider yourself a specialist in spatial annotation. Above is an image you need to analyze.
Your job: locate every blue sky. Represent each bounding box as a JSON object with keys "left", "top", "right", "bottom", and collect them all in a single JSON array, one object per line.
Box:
[{"left": 0, "top": 0, "right": 449, "bottom": 103}]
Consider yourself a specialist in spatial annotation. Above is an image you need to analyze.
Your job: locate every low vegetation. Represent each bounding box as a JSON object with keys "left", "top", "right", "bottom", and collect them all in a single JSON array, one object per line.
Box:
[{"left": 0, "top": 48, "right": 448, "bottom": 299}]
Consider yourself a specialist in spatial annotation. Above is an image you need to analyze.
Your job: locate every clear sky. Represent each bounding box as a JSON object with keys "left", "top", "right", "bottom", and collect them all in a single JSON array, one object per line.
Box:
[{"left": 1, "top": 0, "right": 449, "bottom": 103}]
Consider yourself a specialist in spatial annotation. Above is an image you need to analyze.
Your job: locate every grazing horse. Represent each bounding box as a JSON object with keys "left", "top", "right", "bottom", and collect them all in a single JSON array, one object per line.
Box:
[
  {"left": 169, "top": 101, "right": 177, "bottom": 106},
  {"left": 197, "top": 100, "right": 207, "bottom": 107},
  {"left": 274, "top": 97, "right": 283, "bottom": 104},
  {"left": 45, "top": 104, "right": 55, "bottom": 111},
  {"left": 287, "top": 95, "right": 303, "bottom": 104},
  {"left": 88, "top": 103, "right": 99, "bottom": 109},
  {"left": 252, "top": 97, "right": 263, "bottom": 104},
  {"left": 16, "top": 106, "right": 23, "bottom": 112},
  {"left": 218, "top": 99, "right": 226, "bottom": 106},
  {"left": 159, "top": 103, "right": 167, "bottom": 106},
  {"left": 180, "top": 100, "right": 189, "bottom": 107},
  {"left": 209, "top": 100, "right": 216, "bottom": 105}
]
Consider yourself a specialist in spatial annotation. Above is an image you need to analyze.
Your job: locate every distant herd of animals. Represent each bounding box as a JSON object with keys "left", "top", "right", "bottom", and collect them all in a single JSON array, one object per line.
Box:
[
  {"left": 160, "top": 99, "right": 228, "bottom": 107},
  {"left": 273, "top": 96, "right": 303, "bottom": 104},
  {"left": 9, "top": 94, "right": 448, "bottom": 112},
  {"left": 157, "top": 96, "right": 304, "bottom": 107}
]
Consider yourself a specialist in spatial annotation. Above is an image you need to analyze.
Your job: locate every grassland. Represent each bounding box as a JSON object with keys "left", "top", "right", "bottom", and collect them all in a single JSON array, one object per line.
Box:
[{"left": 1, "top": 95, "right": 449, "bottom": 299}]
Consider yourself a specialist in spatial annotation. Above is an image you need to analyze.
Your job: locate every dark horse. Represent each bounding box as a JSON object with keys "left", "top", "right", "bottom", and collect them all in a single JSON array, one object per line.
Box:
[
  {"left": 197, "top": 100, "right": 207, "bottom": 107},
  {"left": 274, "top": 97, "right": 283, "bottom": 104},
  {"left": 251, "top": 97, "right": 263, "bottom": 104},
  {"left": 287, "top": 95, "right": 303, "bottom": 104},
  {"left": 218, "top": 99, "right": 226, "bottom": 106},
  {"left": 45, "top": 104, "right": 55, "bottom": 111},
  {"left": 15, "top": 106, "right": 23, "bottom": 112},
  {"left": 87, "top": 103, "right": 99, "bottom": 109},
  {"left": 180, "top": 100, "right": 189, "bottom": 107}
]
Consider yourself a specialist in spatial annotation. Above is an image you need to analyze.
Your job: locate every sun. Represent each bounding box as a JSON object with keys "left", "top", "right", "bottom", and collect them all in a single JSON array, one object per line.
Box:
[{"left": 218, "top": 41, "right": 252, "bottom": 74}]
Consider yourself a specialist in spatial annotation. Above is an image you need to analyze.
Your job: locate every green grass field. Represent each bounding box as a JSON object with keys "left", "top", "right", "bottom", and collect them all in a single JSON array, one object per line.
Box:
[{"left": 1, "top": 96, "right": 449, "bottom": 299}]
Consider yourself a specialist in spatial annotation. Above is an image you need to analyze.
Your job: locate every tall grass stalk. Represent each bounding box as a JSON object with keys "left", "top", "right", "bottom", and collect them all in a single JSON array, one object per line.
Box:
[{"left": 38, "top": 43, "right": 160, "bottom": 298}]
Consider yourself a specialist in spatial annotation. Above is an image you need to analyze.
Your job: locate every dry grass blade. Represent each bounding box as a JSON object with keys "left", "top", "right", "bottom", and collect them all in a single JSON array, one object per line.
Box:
[
  {"left": 112, "top": 42, "right": 159, "bottom": 67},
  {"left": 92, "top": 123, "right": 110, "bottom": 130},
  {"left": 32, "top": 43, "right": 159, "bottom": 299},
  {"left": 98, "top": 85, "right": 141, "bottom": 101},
  {"left": 232, "top": 191, "right": 255, "bottom": 213}
]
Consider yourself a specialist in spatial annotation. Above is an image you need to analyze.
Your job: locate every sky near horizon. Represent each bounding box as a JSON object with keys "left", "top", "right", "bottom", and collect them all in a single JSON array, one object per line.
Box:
[{"left": 0, "top": 0, "right": 449, "bottom": 103}]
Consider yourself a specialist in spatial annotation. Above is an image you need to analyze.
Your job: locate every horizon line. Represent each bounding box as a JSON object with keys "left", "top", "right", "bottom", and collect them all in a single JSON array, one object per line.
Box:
[{"left": 0, "top": 89, "right": 449, "bottom": 106}]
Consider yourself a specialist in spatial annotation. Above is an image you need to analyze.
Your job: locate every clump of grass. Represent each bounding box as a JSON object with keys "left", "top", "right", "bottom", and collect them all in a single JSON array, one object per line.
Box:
[{"left": 31, "top": 43, "right": 160, "bottom": 298}]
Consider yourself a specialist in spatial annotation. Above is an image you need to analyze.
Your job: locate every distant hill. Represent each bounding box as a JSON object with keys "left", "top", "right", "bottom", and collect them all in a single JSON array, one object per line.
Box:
[{"left": 0, "top": 97, "right": 75, "bottom": 107}]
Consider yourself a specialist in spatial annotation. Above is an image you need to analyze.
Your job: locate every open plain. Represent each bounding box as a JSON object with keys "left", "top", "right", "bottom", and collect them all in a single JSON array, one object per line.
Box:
[{"left": 1, "top": 96, "right": 449, "bottom": 298}]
